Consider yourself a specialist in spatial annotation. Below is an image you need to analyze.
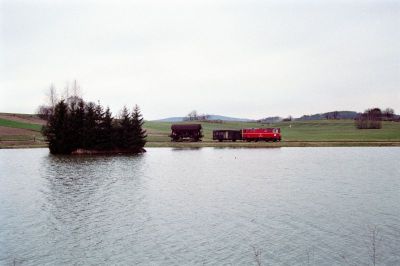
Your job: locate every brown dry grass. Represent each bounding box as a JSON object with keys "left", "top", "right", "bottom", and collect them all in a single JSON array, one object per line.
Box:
[
  {"left": 0, "top": 126, "right": 40, "bottom": 136},
  {"left": 0, "top": 113, "right": 46, "bottom": 125}
]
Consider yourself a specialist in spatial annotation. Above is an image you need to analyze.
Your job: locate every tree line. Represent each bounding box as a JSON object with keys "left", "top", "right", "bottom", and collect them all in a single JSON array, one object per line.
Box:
[
  {"left": 355, "top": 107, "right": 396, "bottom": 129},
  {"left": 42, "top": 99, "right": 146, "bottom": 154}
]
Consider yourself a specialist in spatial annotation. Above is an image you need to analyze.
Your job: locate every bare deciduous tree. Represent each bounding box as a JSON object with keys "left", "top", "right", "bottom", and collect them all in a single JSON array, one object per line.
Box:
[
  {"left": 355, "top": 108, "right": 382, "bottom": 129},
  {"left": 283, "top": 115, "right": 292, "bottom": 122},
  {"left": 63, "top": 80, "right": 82, "bottom": 105},
  {"left": 46, "top": 83, "right": 58, "bottom": 108},
  {"left": 38, "top": 81, "right": 83, "bottom": 120},
  {"left": 383, "top": 108, "right": 394, "bottom": 121},
  {"left": 186, "top": 110, "right": 198, "bottom": 121},
  {"left": 332, "top": 111, "right": 339, "bottom": 119}
]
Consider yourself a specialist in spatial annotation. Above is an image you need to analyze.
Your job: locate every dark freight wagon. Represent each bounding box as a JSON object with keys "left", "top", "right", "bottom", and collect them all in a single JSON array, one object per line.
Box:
[
  {"left": 170, "top": 124, "right": 203, "bottom": 142},
  {"left": 213, "top": 130, "right": 242, "bottom": 142}
]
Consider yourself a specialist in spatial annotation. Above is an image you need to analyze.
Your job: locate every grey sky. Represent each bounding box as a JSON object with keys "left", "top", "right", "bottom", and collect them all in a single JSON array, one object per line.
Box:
[{"left": 1, "top": 0, "right": 399, "bottom": 120}]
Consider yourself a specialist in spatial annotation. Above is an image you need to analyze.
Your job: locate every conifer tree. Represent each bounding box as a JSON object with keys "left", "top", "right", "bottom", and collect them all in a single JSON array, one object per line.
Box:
[
  {"left": 131, "top": 105, "right": 147, "bottom": 150},
  {"left": 101, "top": 107, "right": 114, "bottom": 149},
  {"left": 67, "top": 101, "right": 79, "bottom": 151},
  {"left": 118, "top": 106, "right": 134, "bottom": 149},
  {"left": 83, "top": 102, "right": 97, "bottom": 149},
  {"left": 75, "top": 100, "right": 86, "bottom": 147},
  {"left": 94, "top": 104, "right": 104, "bottom": 149},
  {"left": 42, "top": 100, "right": 71, "bottom": 154},
  {"left": 95, "top": 104, "right": 114, "bottom": 150}
]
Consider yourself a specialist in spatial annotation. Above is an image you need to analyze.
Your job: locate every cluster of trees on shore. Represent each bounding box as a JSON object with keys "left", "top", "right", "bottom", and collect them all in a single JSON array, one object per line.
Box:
[
  {"left": 38, "top": 81, "right": 146, "bottom": 154},
  {"left": 184, "top": 110, "right": 211, "bottom": 121},
  {"left": 42, "top": 99, "right": 146, "bottom": 154},
  {"left": 261, "top": 108, "right": 397, "bottom": 126},
  {"left": 355, "top": 108, "right": 397, "bottom": 129},
  {"left": 37, "top": 82, "right": 146, "bottom": 154}
]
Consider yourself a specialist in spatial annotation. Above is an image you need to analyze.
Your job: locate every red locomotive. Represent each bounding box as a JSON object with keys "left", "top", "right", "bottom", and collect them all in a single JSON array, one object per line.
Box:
[
  {"left": 212, "top": 128, "right": 281, "bottom": 142},
  {"left": 241, "top": 128, "right": 281, "bottom": 142}
]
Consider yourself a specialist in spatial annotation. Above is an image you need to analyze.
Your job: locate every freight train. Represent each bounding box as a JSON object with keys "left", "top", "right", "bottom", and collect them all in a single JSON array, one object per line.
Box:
[{"left": 170, "top": 124, "right": 281, "bottom": 142}]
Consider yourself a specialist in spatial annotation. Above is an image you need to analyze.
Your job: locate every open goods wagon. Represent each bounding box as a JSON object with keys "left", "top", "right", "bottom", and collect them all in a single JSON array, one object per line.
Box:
[
  {"left": 170, "top": 124, "right": 203, "bottom": 142},
  {"left": 213, "top": 130, "right": 242, "bottom": 142}
]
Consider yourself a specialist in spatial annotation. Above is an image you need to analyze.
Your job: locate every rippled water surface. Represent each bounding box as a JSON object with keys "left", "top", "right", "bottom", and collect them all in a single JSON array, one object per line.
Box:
[{"left": 1, "top": 147, "right": 400, "bottom": 265}]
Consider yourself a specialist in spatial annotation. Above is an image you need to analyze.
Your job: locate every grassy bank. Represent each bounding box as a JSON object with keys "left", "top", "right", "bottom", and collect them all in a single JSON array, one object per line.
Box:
[
  {"left": 1, "top": 115, "right": 400, "bottom": 148},
  {"left": 144, "top": 119, "right": 400, "bottom": 145}
]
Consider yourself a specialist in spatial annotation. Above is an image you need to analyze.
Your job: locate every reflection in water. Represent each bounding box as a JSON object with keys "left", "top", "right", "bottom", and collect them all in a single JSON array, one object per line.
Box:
[
  {"left": 39, "top": 154, "right": 147, "bottom": 265},
  {"left": 0, "top": 148, "right": 399, "bottom": 265},
  {"left": 171, "top": 147, "right": 203, "bottom": 151}
]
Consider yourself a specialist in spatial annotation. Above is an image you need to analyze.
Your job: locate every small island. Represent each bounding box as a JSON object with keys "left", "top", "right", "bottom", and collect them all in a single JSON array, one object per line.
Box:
[{"left": 41, "top": 99, "right": 146, "bottom": 155}]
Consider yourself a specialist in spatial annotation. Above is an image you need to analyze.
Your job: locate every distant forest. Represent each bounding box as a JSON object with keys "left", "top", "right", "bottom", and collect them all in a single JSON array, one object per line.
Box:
[{"left": 258, "top": 109, "right": 398, "bottom": 124}]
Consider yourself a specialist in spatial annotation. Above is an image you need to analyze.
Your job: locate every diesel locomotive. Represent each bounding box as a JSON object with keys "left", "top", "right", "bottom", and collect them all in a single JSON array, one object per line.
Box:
[{"left": 213, "top": 128, "right": 281, "bottom": 142}]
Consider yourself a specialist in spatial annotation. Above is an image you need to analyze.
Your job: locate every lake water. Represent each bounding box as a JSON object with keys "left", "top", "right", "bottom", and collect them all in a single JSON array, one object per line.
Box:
[{"left": 0, "top": 148, "right": 399, "bottom": 265}]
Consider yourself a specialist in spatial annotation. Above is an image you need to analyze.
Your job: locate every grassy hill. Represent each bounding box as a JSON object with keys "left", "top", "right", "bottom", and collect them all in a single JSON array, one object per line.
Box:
[
  {"left": 0, "top": 115, "right": 45, "bottom": 148},
  {"left": 0, "top": 118, "right": 42, "bottom": 131},
  {"left": 1, "top": 114, "right": 400, "bottom": 148}
]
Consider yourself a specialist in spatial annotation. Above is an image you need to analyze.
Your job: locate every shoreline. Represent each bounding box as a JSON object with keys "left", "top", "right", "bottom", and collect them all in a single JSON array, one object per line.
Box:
[{"left": 2, "top": 141, "right": 400, "bottom": 149}]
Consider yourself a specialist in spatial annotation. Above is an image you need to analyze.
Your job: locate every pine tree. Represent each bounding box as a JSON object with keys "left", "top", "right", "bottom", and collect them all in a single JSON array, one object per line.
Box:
[
  {"left": 67, "top": 101, "right": 79, "bottom": 151},
  {"left": 83, "top": 102, "right": 97, "bottom": 149},
  {"left": 103, "top": 107, "right": 115, "bottom": 149},
  {"left": 42, "top": 100, "right": 72, "bottom": 154},
  {"left": 75, "top": 100, "right": 86, "bottom": 148},
  {"left": 93, "top": 104, "right": 104, "bottom": 149},
  {"left": 131, "top": 105, "right": 147, "bottom": 151},
  {"left": 118, "top": 106, "right": 134, "bottom": 149},
  {"left": 95, "top": 105, "right": 115, "bottom": 150}
]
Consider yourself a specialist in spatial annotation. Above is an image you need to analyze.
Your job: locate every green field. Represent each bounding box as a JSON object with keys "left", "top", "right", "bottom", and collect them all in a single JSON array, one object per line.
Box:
[
  {"left": 0, "top": 118, "right": 45, "bottom": 148},
  {"left": 1, "top": 116, "right": 400, "bottom": 148},
  {"left": 0, "top": 118, "right": 43, "bottom": 132},
  {"left": 144, "top": 119, "right": 400, "bottom": 145}
]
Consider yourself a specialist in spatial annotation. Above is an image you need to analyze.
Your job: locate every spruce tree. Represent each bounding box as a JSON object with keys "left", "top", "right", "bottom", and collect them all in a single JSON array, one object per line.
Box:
[
  {"left": 83, "top": 102, "right": 97, "bottom": 149},
  {"left": 95, "top": 104, "right": 114, "bottom": 150},
  {"left": 67, "top": 101, "right": 79, "bottom": 151},
  {"left": 42, "top": 100, "right": 71, "bottom": 154},
  {"left": 102, "top": 107, "right": 114, "bottom": 149},
  {"left": 75, "top": 100, "right": 86, "bottom": 148},
  {"left": 94, "top": 104, "right": 104, "bottom": 149},
  {"left": 131, "top": 105, "right": 147, "bottom": 151},
  {"left": 118, "top": 106, "right": 134, "bottom": 149}
]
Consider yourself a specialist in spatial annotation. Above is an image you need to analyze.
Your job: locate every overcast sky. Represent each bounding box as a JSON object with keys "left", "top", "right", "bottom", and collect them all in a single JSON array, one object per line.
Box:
[{"left": 1, "top": 0, "right": 399, "bottom": 120}]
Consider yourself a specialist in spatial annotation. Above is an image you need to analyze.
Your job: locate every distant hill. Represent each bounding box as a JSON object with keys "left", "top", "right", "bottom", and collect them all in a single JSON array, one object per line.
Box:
[
  {"left": 296, "top": 111, "right": 360, "bottom": 121},
  {"left": 257, "top": 116, "right": 283, "bottom": 123},
  {"left": 206, "top": 115, "right": 253, "bottom": 122},
  {"left": 155, "top": 117, "right": 185, "bottom": 122},
  {"left": 151, "top": 110, "right": 400, "bottom": 123},
  {"left": 154, "top": 115, "right": 253, "bottom": 122}
]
